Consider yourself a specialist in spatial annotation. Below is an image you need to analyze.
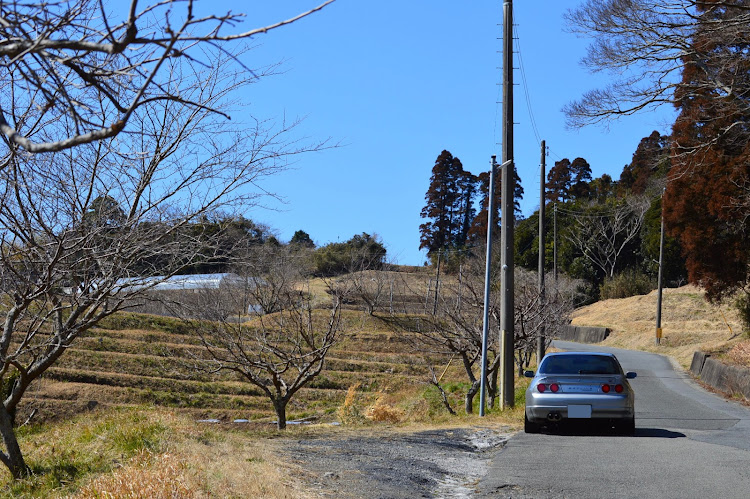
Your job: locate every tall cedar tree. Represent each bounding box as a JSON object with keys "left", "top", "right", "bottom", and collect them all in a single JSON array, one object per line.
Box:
[
  {"left": 569, "top": 157, "right": 593, "bottom": 200},
  {"left": 664, "top": 0, "right": 750, "bottom": 300},
  {"left": 546, "top": 159, "right": 572, "bottom": 203},
  {"left": 467, "top": 165, "right": 523, "bottom": 242},
  {"left": 546, "top": 158, "right": 591, "bottom": 203},
  {"left": 620, "top": 131, "right": 670, "bottom": 195},
  {"left": 420, "top": 150, "right": 476, "bottom": 256}
]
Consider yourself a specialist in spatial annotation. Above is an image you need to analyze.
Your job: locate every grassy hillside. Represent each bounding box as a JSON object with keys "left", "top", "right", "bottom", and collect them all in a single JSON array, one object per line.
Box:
[
  {"left": 19, "top": 307, "right": 492, "bottom": 427},
  {"left": 571, "top": 284, "right": 747, "bottom": 368}
]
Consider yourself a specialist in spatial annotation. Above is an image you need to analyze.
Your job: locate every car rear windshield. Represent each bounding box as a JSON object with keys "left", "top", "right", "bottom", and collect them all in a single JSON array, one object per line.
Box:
[{"left": 539, "top": 355, "right": 621, "bottom": 375}]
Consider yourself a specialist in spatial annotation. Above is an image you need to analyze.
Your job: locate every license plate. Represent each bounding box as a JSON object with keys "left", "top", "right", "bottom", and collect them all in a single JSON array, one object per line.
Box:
[
  {"left": 568, "top": 405, "right": 592, "bottom": 418},
  {"left": 563, "top": 385, "right": 598, "bottom": 393}
]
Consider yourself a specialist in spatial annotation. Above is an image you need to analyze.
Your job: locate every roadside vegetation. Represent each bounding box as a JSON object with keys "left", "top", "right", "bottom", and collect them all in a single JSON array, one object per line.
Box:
[{"left": 3, "top": 269, "right": 745, "bottom": 496}]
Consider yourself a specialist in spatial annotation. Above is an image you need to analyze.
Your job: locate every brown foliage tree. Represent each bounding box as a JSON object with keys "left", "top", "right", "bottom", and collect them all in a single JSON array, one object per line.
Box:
[{"left": 664, "top": 0, "right": 750, "bottom": 300}]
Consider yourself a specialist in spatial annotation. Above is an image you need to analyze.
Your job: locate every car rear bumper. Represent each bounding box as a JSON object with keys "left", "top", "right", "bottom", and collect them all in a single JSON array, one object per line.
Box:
[{"left": 525, "top": 393, "right": 634, "bottom": 422}]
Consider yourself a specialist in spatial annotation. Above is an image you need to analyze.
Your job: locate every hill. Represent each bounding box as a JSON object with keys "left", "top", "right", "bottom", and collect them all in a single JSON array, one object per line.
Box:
[
  {"left": 19, "top": 308, "right": 475, "bottom": 427},
  {"left": 571, "top": 284, "right": 746, "bottom": 369}
]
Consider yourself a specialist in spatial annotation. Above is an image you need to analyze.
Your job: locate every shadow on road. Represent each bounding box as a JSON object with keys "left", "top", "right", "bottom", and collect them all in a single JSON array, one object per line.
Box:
[
  {"left": 536, "top": 423, "right": 685, "bottom": 439},
  {"left": 634, "top": 428, "right": 686, "bottom": 438}
]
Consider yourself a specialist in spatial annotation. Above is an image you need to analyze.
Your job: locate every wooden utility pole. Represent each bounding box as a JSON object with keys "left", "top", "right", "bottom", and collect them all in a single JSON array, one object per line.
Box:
[
  {"left": 553, "top": 203, "right": 558, "bottom": 282},
  {"left": 656, "top": 188, "right": 666, "bottom": 345},
  {"left": 499, "top": 0, "right": 515, "bottom": 409},
  {"left": 537, "top": 140, "right": 546, "bottom": 362}
]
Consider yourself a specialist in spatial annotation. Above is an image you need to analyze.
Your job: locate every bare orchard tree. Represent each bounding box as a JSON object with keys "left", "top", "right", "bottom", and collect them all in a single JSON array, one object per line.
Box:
[
  {"left": 565, "top": 196, "right": 650, "bottom": 278},
  {"left": 229, "top": 242, "right": 314, "bottom": 316},
  {"left": 186, "top": 278, "right": 344, "bottom": 430},
  {"left": 513, "top": 269, "right": 580, "bottom": 375},
  {"left": 405, "top": 252, "right": 503, "bottom": 414},
  {"left": 0, "top": 0, "right": 334, "bottom": 154},
  {"left": 0, "top": 55, "right": 324, "bottom": 477},
  {"left": 336, "top": 268, "right": 392, "bottom": 316}
]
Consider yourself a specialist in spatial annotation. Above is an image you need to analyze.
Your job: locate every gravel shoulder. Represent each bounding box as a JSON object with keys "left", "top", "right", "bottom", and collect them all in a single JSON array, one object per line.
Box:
[{"left": 283, "top": 425, "right": 514, "bottom": 498}]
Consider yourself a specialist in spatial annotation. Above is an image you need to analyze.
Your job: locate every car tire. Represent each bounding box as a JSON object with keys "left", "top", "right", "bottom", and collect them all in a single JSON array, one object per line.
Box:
[
  {"left": 617, "top": 417, "right": 635, "bottom": 436},
  {"left": 524, "top": 413, "right": 541, "bottom": 434}
]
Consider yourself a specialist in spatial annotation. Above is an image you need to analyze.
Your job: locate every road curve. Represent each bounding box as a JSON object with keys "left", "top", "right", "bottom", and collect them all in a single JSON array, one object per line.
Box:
[{"left": 478, "top": 341, "right": 750, "bottom": 498}]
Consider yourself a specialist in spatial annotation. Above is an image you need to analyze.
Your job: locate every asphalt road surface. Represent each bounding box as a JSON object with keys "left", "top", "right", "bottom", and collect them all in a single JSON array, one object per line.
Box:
[{"left": 478, "top": 341, "right": 750, "bottom": 498}]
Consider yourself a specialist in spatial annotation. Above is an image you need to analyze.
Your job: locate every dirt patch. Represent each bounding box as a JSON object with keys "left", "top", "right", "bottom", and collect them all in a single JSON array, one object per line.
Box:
[{"left": 282, "top": 425, "right": 513, "bottom": 498}]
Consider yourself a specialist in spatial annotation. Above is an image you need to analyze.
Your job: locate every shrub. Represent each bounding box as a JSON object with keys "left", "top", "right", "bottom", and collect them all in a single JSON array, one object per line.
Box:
[
  {"left": 337, "top": 383, "right": 366, "bottom": 424},
  {"left": 365, "top": 396, "right": 403, "bottom": 423},
  {"left": 599, "top": 270, "right": 655, "bottom": 300}
]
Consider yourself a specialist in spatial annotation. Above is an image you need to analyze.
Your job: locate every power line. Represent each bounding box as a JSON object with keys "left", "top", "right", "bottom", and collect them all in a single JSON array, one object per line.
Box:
[{"left": 514, "top": 24, "right": 541, "bottom": 145}]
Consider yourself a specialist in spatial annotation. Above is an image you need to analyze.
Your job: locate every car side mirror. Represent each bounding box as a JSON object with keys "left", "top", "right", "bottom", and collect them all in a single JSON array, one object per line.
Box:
[
  {"left": 524, "top": 370, "right": 535, "bottom": 378},
  {"left": 626, "top": 372, "right": 637, "bottom": 379}
]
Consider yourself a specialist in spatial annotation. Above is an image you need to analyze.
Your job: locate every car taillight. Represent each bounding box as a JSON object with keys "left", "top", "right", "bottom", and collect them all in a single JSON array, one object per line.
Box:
[
  {"left": 601, "top": 384, "right": 611, "bottom": 393},
  {"left": 550, "top": 383, "right": 560, "bottom": 393},
  {"left": 537, "top": 383, "right": 547, "bottom": 393},
  {"left": 615, "top": 384, "right": 624, "bottom": 393}
]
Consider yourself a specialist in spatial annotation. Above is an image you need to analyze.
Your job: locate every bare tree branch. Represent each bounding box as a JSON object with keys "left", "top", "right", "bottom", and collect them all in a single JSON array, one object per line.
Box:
[{"left": 0, "top": 0, "right": 335, "bottom": 153}]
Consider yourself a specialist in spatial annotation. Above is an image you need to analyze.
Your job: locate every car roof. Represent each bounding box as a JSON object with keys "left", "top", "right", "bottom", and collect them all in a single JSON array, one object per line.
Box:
[{"left": 543, "top": 351, "right": 616, "bottom": 358}]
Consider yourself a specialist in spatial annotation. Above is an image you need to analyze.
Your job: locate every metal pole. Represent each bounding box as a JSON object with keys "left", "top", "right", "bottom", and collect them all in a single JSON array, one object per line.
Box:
[
  {"left": 500, "top": 0, "right": 515, "bottom": 410},
  {"left": 656, "top": 189, "right": 666, "bottom": 345},
  {"left": 479, "top": 155, "right": 499, "bottom": 416},
  {"left": 537, "top": 140, "right": 546, "bottom": 363}
]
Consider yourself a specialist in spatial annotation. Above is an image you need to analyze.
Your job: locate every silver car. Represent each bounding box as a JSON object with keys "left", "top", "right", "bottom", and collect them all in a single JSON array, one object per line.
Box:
[{"left": 524, "top": 351, "right": 636, "bottom": 434}]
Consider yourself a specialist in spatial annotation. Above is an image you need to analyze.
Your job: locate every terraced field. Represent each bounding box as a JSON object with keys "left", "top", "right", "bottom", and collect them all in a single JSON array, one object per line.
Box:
[{"left": 18, "top": 310, "right": 454, "bottom": 425}]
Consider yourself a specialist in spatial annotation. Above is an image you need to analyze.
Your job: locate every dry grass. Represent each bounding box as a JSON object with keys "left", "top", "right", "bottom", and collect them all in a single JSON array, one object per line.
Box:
[
  {"left": 2, "top": 407, "right": 315, "bottom": 499},
  {"left": 572, "top": 284, "right": 746, "bottom": 369}
]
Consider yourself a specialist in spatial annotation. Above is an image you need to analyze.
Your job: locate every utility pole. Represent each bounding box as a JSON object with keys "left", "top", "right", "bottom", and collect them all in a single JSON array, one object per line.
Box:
[
  {"left": 499, "top": 0, "right": 515, "bottom": 410},
  {"left": 656, "top": 188, "right": 666, "bottom": 345},
  {"left": 479, "top": 155, "right": 499, "bottom": 417},
  {"left": 553, "top": 203, "right": 558, "bottom": 282},
  {"left": 537, "top": 140, "right": 546, "bottom": 362}
]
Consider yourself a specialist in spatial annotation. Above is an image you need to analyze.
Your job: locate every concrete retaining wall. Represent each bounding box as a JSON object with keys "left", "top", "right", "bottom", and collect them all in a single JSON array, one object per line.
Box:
[
  {"left": 556, "top": 325, "right": 610, "bottom": 344},
  {"left": 690, "top": 351, "right": 750, "bottom": 400}
]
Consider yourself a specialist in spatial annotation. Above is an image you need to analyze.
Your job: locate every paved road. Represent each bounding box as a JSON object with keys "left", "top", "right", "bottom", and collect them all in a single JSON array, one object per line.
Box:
[{"left": 478, "top": 341, "right": 750, "bottom": 498}]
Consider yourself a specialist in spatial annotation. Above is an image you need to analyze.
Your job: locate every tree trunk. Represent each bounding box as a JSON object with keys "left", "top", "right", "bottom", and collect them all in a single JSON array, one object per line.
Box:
[
  {"left": 273, "top": 398, "right": 288, "bottom": 430},
  {"left": 0, "top": 407, "right": 29, "bottom": 479},
  {"left": 488, "top": 368, "right": 499, "bottom": 409},
  {"left": 464, "top": 380, "right": 480, "bottom": 414}
]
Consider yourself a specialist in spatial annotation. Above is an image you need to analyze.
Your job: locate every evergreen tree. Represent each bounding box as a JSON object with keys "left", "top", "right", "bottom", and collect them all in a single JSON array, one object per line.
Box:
[
  {"left": 419, "top": 150, "right": 475, "bottom": 256},
  {"left": 290, "top": 230, "right": 315, "bottom": 248},
  {"left": 545, "top": 159, "right": 572, "bottom": 203},
  {"left": 620, "top": 131, "right": 670, "bottom": 195},
  {"left": 569, "top": 157, "right": 593, "bottom": 200},
  {"left": 467, "top": 165, "right": 523, "bottom": 243}
]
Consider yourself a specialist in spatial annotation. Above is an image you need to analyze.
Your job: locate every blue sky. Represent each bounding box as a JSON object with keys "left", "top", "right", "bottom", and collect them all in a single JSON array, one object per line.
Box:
[{"left": 215, "top": 1, "right": 677, "bottom": 265}]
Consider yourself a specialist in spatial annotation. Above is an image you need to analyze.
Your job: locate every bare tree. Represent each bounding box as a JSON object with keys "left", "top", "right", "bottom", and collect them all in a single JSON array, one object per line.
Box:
[
  {"left": 186, "top": 278, "right": 344, "bottom": 430},
  {"left": 229, "top": 243, "right": 314, "bottom": 316},
  {"left": 403, "top": 253, "right": 502, "bottom": 414},
  {"left": 564, "top": 0, "right": 749, "bottom": 143},
  {"left": 565, "top": 196, "right": 650, "bottom": 278},
  {"left": 513, "top": 269, "right": 579, "bottom": 375},
  {"left": 0, "top": 0, "right": 334, "bottom": 154},
  {"left": 0, "top": 44, "right": 327, "bottom": 478}
]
